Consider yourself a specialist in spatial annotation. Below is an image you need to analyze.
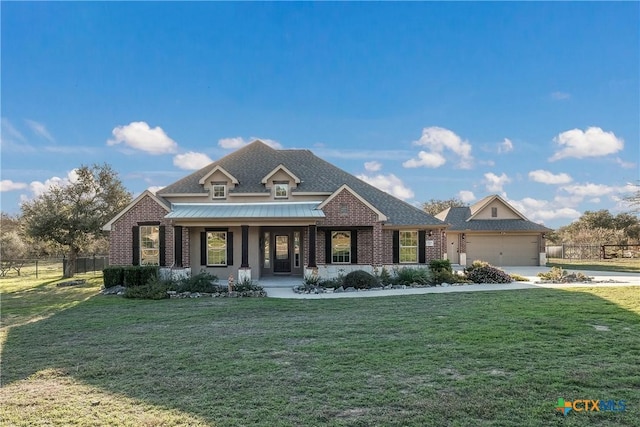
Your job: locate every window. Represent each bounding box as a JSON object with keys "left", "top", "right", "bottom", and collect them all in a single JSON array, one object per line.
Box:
[
  {"left": 206, "top": 231, "right": 227, "bottom": 266},
  {"left": 294, "top": 231, "right": 301, "bottom": 268},
  {"left": 339, "top": 203, "right": 349, "bottom": 217},
  {"left": 212, "top": 183, "right": 226, "bottom": 199},
  {"left": 332, "top": 231, "right": 351, "bottom": 264},
  {"left": 263, "top": 232, "right": 271, "bottom": 268},
  {"left": 274, "top": 183, "right": 288, "bottom": 198},
  {"left": 491, "top": 207, "right": 498, "bottom": 218},
  {"left": 140, "top": 225, "right": 160, "bottom": 265},
  {"left": 399, "top": 230, "right": 418, "bottom": 263}
]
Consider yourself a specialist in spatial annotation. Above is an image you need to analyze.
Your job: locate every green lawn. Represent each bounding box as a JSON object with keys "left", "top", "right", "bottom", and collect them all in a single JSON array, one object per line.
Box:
[
  {"left": 1, "top": 273, "right": 639, "bottom": 426},
  {"left": 547, "top": 258, "right": 640, "bottom": 273}
]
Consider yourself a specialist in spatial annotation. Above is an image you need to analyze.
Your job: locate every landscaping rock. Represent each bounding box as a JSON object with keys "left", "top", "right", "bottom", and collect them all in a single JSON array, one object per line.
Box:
[{"left": 101, "top": 285, "right": 126, "bottom": 295}]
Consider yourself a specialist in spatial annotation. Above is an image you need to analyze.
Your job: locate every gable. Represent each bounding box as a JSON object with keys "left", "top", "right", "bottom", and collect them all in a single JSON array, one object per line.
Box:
[
  {"left": 469, "top": 195, "right": 527, "bottom": 221},
  {"left": 318, "top": 185, "right": 387, "bottom": 225},
  {"left": 103, "top": 190, "right": 170, "bottom": 231}
]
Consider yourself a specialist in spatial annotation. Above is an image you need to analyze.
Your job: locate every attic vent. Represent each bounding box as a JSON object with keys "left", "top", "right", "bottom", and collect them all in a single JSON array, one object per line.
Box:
[{"left": 491, "top": 207, "right": 498, "bottom": 218}]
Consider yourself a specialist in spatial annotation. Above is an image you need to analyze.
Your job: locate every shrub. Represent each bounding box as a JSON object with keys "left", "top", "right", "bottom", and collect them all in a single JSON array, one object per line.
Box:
[
  {"left": 123, "top": 266, "right": 159, "bottom": 287},
  {"left": 103, "top": 267, "right": 124, "bottom": 288},
  {"left": 428, "top": 259, "right": 459, "bottom": 285},
  {"left": 394, "top": 267, "right": 431, "bottom": 286},
  {"left": 510, "top": 273, "right": 529, "bottom": 282},
  {"left": 318, "top": 277, "right": 344, "bottom": 289},
  {"left": 467, "top": 265, "right": 513, "bottom": 283},
  {"left": 537, "top": 266, "right": 566, "bottom": 281},
  {"left": 234, "top": 278, "right": 263, "bottom": 292},
  {"left": 173, "top": 272, "right": 220, "bottom": 293},
  {"left": 377, "top": 267, "right": 393, "bottom": 286},
  {"left": 344, "top": 270, "right": 379, "bottom": 289},
  {"left": 124, "top": 275, "right": 170, "bottom": 299}
]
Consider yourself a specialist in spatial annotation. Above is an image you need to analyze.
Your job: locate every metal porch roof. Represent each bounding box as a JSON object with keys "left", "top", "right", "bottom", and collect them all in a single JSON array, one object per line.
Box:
[{"left": 165, "top": 202, "right": 326, "bottom": 219}]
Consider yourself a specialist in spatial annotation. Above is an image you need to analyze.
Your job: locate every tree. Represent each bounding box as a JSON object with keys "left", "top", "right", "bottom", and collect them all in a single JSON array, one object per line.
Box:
[
  {"left": 422, "top": 198, "right": 467, "bottom": 216},
  {"left": 624, "top": 182, "right": 640, "bottom": 213},
  {"left": 0, "top": 213, "right": 27, "bottom": 260},
  {"left": 555, "top": 209, "right": 640, "bottom": 245},
  {"left": 21, "top": 164, "right": 132, "bottom": 278}
]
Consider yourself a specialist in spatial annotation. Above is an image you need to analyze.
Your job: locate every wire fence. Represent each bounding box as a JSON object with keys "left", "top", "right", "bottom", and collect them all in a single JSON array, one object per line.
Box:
[
  {"left": 546, "top": 245, "right": 640, "bottom": 260},
  {"left": 0, "top": 255, "right": 109, "bottom": 278}
]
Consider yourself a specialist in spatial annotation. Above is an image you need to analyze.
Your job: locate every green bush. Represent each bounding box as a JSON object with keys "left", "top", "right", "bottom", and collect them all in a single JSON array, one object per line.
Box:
[
  {"left": 234, "top": 278, "right": 263, "bottom": 292},
  {"left": 103, "top": 267, "right": 124, "bottom": 288},
  {"left": 377, "top": 267, "right": 393, "bottom": 286},
  {"left": 428, "top": 259, "right": 460, "bottom": 285},
  {"left": 123, "top": 266, "right": 159, "bottom": 287},
  {"left": 467, "top": 265, "right": 513, "bottom": 284},
  {"left": 394, "top": 267, "right": 431, "bottom": 286},
  {"left": 123, "top": 276, "right": 170, "bottom": 299},
  {"left": 344, "top": 270, "right": 379, "bottom": 289},
  {"left": 318, "top": 277, "right": 344, "bottom": 289},
  {"left": 173, "top": 272, "right": 220, "bottom": 293}
]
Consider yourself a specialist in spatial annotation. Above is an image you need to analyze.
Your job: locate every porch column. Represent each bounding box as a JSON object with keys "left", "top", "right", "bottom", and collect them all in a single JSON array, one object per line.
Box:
[
  {"left": 308, "top": 225, "right": 317, "bottom": 268},
  {"left": 372, "top": 222, "right": 383, "bottom": 266},
  {"left": 241, "top": 225, "right": 249, "bottom": 268}
]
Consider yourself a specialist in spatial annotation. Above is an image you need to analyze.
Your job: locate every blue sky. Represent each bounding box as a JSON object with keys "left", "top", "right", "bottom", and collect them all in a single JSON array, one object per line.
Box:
[{"left": 1, "top": 2, "right": 638, "bottom": 229}]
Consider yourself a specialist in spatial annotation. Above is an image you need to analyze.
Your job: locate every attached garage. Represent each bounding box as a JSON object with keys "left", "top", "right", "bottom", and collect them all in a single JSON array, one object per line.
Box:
[
  {"left": 466, "top": 234, "right": 540, "bottom": 266},
  {"left": 436, "top": 195, "right": 552, "bottom": 267}
]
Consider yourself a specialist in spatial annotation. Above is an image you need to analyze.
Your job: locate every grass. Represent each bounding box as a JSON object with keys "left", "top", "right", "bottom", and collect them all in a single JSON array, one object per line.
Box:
[
  {"left": 1, "top": 266, "right": 640, "bottom": 426},
  {"left": 546, "top": 258, "right": 640, "bottom": 273}
]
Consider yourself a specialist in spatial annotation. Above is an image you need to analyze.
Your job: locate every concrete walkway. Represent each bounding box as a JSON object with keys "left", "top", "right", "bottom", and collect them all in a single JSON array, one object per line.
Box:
[{"left": 256, "top": 267, "right": 640, "bottom": 299}]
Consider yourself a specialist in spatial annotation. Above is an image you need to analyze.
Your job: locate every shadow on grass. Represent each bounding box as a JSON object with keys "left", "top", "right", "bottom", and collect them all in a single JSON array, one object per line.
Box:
[{"left": 2, "top": 287, "right": 640, "bottom": 426}]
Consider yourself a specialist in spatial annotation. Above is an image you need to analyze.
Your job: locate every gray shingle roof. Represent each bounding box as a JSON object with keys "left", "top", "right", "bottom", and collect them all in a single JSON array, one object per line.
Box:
[
  {"left": 159, "top": 140, "right": 444, "bottom": 226},
  {"left": 442, "top": 207, "right": 551, "bottom": 232}
]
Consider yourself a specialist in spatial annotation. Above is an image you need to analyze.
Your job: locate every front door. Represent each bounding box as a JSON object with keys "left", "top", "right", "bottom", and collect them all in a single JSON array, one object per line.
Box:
[{"left": 274, "top": 235, "right": 291, "bottom": 273}]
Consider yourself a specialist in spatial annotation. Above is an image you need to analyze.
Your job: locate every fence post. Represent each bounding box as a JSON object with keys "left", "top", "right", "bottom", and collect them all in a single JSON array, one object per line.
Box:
[{"left": 36, "top": 259, "right": 38, "bottom": 278}]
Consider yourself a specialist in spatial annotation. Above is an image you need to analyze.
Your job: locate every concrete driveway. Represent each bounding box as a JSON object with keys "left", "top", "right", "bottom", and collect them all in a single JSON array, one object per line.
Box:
[{"left": 260, "top": 267, "right": 639, "bottom": 299}]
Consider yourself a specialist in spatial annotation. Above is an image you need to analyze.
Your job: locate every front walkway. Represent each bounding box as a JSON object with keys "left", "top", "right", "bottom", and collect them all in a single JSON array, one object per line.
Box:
[{"left": 253, "top": 267, "right": 639, "bottom": 299}]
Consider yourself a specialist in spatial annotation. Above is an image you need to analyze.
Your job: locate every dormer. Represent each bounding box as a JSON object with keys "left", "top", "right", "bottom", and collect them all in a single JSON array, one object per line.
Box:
[
  {"left": 198, "top": 166, "right": 239, "bottom": 200},
  {"left": 261, "top": 164, "right": 301, "bottom": 199}
]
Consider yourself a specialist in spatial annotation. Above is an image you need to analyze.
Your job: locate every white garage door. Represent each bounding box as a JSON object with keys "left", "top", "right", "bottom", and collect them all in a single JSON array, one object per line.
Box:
[{"left": 466, "top": 234, "right": 539, "bottom": 266}]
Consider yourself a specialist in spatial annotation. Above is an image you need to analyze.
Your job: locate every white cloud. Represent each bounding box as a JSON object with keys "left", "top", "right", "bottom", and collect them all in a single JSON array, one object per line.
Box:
[
  {"left": 406, "top": 126, "right": 473, "bottom": 169},
  {"left": 364, "top": 161, "right": 382, "bottom": 172},
  {"left": 107, "top": 121, "right": 178, "bottom": 155},
  {"left": 458, "top": 190, "right": 476, "bottom": 203},
  {"left": 402, "top": 151, "right": 446, "bottom": 168},
  {"left": 1, "top": 118, "right": 26, "bottom": 142},
  {"left": 528, "top": 169, "right": 573, "bottom": 185},
  {"left": 218, "top": 137, "right": 283, "bottom": 150},
  {"left": 550, "top": 127, "right": 624, "bottom": 161},
  {"left": 147, "top": 186, "right": 165, "bottom": 195},
  {"left": 507, "top": 196, "right": 581, "bottom": 224},
  {"left": 498, "top": 138, "right": 513, "bottom": 154},
  {"left": 356, "top": 173, "right": 414, "bottom": 201},
  {"left": 25, "top": 119, "right": 55, "bottom": 142},
  {"left": 551, "top": 91, "right": 571, "bottom": 100},
  {"left": 28, "top": 170, "right": 79, "bottom": 198},
  {"left": 173, "top": 151, "right": 213, "bottom": 170},
  {"left": 483, "top": 172, "right": 511, "bottom": 193},
  {"left": 560, "top": 182, "right": 616, "bottom": 198},
  {"left": 0, "top": 179, "right": 28, "bottom": 192},
  {"left": 615, "top": 157, "right": 636, "bottom": 169}
]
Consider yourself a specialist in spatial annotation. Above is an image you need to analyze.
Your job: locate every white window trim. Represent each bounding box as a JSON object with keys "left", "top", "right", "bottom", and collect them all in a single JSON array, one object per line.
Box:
[
  {"left": 331, "top": 231, "right": 351, "bottom": 264},
  {"left": 212, "top": 183, "right": 226, "bottom": 199},
  {"left": 274, "top": 183, "right": 289, "bottom": 199},
  {"left": 140, "top": 225, "right": 160, "bottom": 266},
  {"left": 399, "top": 230, "right": 418, "bottom": 264},
  {"left": 206, "top": 231, "right": 227, "bottom": 266}
]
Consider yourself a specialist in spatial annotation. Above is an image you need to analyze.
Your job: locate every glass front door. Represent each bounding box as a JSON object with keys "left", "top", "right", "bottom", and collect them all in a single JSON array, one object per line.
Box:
[{"left": 274, "top": 235, "right": 291, "bottom": 273}]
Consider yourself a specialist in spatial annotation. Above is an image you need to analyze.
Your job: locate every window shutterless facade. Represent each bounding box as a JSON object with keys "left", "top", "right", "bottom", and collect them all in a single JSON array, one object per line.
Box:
[
  {"left": 399, "top": 230, "right": 418, "bottom": 263},
  {"left": 331, "top": 231, "right": 351, "bottom": 264},
  {"left": 274, "top": 183, "right": 288, "bottom": 198},
  {"left": 212, "top": 184, "right": 226, "bottom": 199},
  {"left": 140, "top": 225, "right": 160, "bottom": 265},
  {"left": 206, "top": 231, "right": 227, "bottom": 266}
]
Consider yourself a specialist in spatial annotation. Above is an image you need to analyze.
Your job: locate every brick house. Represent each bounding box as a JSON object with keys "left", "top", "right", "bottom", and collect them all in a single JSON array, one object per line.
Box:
[
  {"left": 103, "top": 140, "right": 447, "bottom": 280},
  {"left": 436, "top": 195, "right": 552, "bottom": 266}
]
